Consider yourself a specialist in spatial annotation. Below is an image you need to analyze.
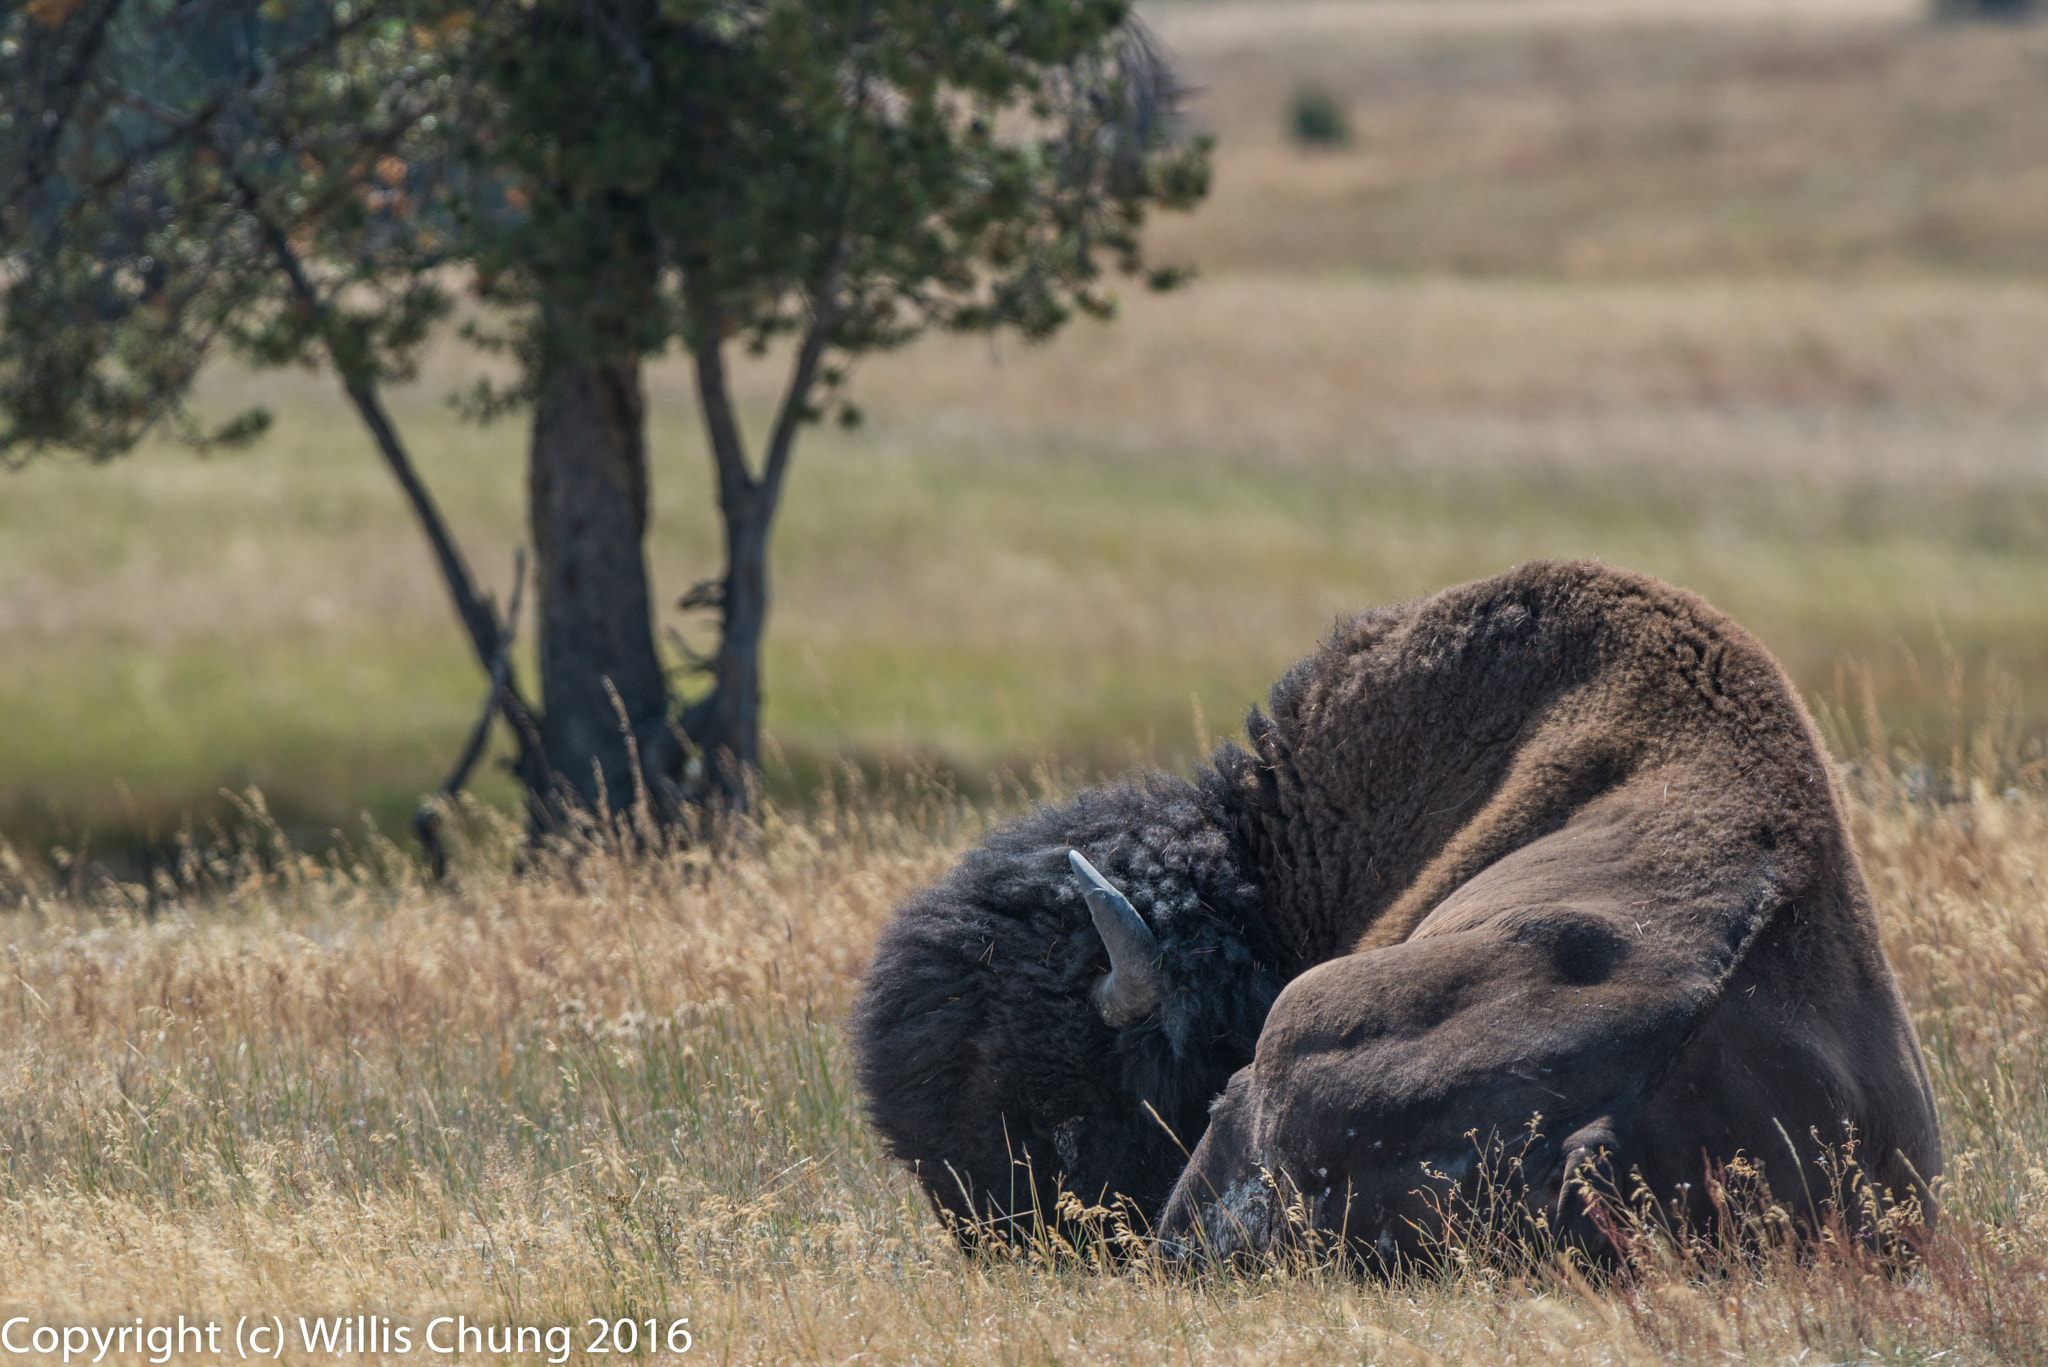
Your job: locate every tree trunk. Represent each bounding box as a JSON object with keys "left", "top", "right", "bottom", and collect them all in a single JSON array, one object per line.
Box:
[
  {"left": 691, "top": 490, "right": 769, "bottom": 804},
  {"left": 678, "top": 284, "right": 841, "bottom": 811},
  {"left": 528, "top": 353, "right": 673, "bottom": 825},
  {"left": 679, "top": 326, "right": 788, "bottom": 812}
]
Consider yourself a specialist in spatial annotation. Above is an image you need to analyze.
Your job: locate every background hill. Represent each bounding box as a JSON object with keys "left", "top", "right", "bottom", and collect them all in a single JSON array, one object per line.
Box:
[{"left": 6, "top": 0, "right": 2046, "bottom": 851}]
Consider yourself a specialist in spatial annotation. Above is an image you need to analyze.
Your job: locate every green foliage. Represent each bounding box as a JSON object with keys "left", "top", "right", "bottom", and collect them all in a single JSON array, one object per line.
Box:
[
  {"left": 0, "top": 0, "right": 1211, "bottom": 821},
  {"left": 461, "top": 0, "right": 1211, "bottom": 417},
  {"left": 1287, "top": 84, "right": 1350, "bottom": 149},
  {"left": 0, "top": 0, "right": 466, "bottom": 463},
  {"left": 1, "top": 0, "right": 1211, "bottom": 457}
]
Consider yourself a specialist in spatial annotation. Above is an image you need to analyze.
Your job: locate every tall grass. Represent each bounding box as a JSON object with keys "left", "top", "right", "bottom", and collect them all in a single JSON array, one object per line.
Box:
[{"left": 1, "top": 742, "right": 2044, "bottom": 1362}]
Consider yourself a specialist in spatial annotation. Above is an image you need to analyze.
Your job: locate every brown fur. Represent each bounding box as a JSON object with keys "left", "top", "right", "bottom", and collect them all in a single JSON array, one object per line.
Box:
[
  {"left": 852, "top": 560, "right": 1939, "bottom": 1258},
  {"left": 1162, "top": 561, "right": 1941, "bottom": 1262}
]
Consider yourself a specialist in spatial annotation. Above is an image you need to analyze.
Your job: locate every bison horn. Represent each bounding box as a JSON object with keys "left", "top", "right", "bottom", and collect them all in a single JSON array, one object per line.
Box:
[{"left": 1068, "top": 849, "right": 1162, "bottom": 1028}]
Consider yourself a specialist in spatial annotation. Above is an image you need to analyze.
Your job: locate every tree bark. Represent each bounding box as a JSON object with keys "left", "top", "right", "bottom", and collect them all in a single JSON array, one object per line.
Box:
[
  {"left": 690, "top": 488, "right": 769, "bottom": 803},
  {"left": 679, "top": 333, "right": 760, "bottom": 805},
  {"left": 679, "top": 281, "right": 841, "bottom": 810},
  {"left": 528, "top": 353, "right": 674, "bottom": 824}
]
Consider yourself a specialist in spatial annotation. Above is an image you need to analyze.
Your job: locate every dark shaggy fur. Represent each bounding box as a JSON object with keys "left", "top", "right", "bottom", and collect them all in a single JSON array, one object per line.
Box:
[
  {"left": 849, "top": 773, "right": 1284, "bottom": 1236},
  {"left": 851, "top": 561, "right": 1942, "bottom": 1258}
]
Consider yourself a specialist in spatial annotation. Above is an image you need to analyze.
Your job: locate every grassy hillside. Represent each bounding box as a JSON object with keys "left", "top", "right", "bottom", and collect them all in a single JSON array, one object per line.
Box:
[{"left": 5, "top": 0, "right": 2048, "bottom": 847}]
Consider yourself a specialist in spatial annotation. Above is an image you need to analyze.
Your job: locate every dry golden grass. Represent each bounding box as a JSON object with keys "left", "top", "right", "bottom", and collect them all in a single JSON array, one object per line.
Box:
[
  {"left": 6, "top": 1, "right": 2046, "bottom": 1353},
  {"left": 1145, "top": 2, "right": 2048, "bottom": 279},
  {"left": 1, "top": 749, "right": 2044, "bottom": 1363}
]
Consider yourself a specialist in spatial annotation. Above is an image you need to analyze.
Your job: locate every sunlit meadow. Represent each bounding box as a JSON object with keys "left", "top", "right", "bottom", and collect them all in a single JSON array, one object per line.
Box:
[
  {"left": 1, "top": 753, "right": 2045, "bottom": 1363},
  {"left": 9, "top": 0, "right": 2048, "bottom": 847},
  {"left": 5, "top": 0, "right": 2048, "bottom": 1359}
]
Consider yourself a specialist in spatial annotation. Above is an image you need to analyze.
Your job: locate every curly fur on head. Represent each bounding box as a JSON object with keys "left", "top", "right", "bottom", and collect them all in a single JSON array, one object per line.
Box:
[{"left": 848, "top": 769, "right": 1282, "bottom": 1241}]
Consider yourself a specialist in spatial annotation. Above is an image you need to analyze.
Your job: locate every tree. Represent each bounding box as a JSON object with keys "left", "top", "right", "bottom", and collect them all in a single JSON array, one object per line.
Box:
[
  {"left": 0, "top": 0, "right": 549, "bottom": 843},
  {"left": 1, "top": 0, "right": 1209, "bottom": 841}
]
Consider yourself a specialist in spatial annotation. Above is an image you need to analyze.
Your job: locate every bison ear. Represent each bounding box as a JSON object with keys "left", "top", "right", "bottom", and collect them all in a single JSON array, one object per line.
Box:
[{"left": 1067, "top": 850, "right": 1162, "bottom": 1028}]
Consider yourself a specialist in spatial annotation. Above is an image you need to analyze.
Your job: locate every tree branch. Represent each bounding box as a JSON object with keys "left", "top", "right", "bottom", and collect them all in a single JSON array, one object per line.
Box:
[
  {"left": 86, "top": 6, "right": 391, "bottom": 198},
  {"left": 446, "top": 548, "right": 528, "bottom": 794},
  {"left": 758, "top": 245, "right": 846, "bottom": 516},
  {"left": 5, "top": 0, "right": 126, "bottom": 210},
  {"left": 226, "top": 165, "right": 547, "bottom": 780},
  {"left": 413, "top": 549, "right": 528, "bottom": 878},
  {"left": 688, "top": 309, "right": 758, "bottom": 509}
]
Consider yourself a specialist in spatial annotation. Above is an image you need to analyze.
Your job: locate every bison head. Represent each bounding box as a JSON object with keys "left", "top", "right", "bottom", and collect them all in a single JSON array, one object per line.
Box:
[{"left": 849, "top": 772, "right": 1283, "bottom": 1248}]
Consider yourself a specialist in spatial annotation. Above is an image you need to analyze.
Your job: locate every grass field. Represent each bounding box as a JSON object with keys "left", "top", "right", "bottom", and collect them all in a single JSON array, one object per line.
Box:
[
  {"left": 7, "top": 0, "right": 2048, "bottom": 850},
  {"left": 7, "top": 1, "right": 2048, "bottom": 1359},
  {"left": 1, "top": 765, "right": 2043, "bottom": 1363}
]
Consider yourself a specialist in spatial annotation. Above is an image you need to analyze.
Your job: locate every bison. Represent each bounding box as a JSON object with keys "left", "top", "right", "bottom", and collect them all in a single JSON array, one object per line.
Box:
[{"left": 849, "top": 561, "right": 1941, "bottom": 1262}]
